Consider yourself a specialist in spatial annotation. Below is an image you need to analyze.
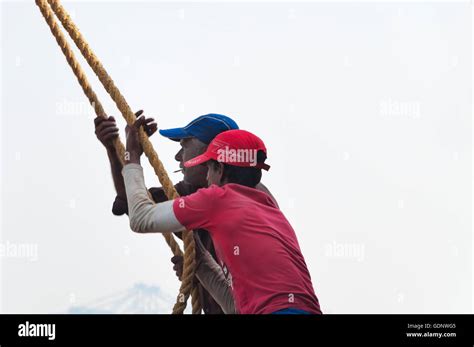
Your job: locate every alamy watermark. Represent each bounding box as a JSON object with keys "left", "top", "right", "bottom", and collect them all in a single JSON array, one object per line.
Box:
[
  {"left": 324, "top": 241, "right": 365, "bottom": 262},
  {"left": 380, "top": 98, "right": 421, "bottom": 119},
  {"left": 0, "top": 241, "right": 38, "bottom": 262},
  {"left": 18, "top": 321, "right": 55, "bottom": 341},
  {"left": 217, "top": 146, "right": 258, "bottom": 166},
  {"left": 55, "top": 99, "right": 95, "bottom": 117}
]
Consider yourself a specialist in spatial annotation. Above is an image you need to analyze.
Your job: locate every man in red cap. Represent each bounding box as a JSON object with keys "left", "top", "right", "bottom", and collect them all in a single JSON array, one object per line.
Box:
[
  {"left": 95, "top": 111, "right": 277, "bottom": 313},
  {"left": 122, "top": 117, "right": 322, "bottom": 314}
]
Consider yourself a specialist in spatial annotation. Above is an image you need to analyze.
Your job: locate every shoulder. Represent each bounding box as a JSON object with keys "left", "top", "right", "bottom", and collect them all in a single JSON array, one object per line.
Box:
[
  {"left": 192, "top": 184, "right": 225, "bottom": 200},
  {"left": 255, "top": 182, "right": 279, "bottom": 208},
  {"left": 174, "top": 185, "right": 223, "bottom": 210}
]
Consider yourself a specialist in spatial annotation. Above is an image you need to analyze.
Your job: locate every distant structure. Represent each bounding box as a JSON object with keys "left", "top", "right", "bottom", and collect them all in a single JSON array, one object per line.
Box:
[{"left": 68, "top": 283, "right": 175, "bottom": 314}]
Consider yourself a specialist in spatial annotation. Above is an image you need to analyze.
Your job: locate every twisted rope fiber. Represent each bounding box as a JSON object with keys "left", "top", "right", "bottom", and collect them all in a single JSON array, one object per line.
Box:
[{"left": 36, "top": 0, "right": 201, "bottom": 314}]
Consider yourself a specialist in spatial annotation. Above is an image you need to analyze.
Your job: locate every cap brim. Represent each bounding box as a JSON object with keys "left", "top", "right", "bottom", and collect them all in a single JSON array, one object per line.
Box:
[
  {"left": 184, "top": 153, "right": 212, "bottom": 168},
  {"left": 159, "top": 128, "right": 193, "bottom": 142}
]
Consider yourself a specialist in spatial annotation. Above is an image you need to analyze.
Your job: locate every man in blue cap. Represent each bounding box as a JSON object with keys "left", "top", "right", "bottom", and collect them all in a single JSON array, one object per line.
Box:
[{"left": 94, "top": 111, "right": 277, "bottom": 314}]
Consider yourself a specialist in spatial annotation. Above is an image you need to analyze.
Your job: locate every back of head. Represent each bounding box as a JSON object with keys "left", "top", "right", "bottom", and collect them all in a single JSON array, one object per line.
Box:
[{"left": 209, "top": 150, "right": 267, "bottom": 188}]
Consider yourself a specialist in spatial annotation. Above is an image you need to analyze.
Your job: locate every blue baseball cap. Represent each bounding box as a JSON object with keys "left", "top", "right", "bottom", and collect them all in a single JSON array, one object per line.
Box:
[{"left": 159, "top": 113, "right": 239, "bottom": 145}]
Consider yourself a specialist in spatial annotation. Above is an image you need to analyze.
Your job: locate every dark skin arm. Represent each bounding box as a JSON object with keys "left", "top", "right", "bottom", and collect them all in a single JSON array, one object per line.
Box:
[
  {"left": 124, "top": 115, "right": 148, "bottom": 165},
  {"left": 94, "top": 110, "right": 157, "bottom": 214}
]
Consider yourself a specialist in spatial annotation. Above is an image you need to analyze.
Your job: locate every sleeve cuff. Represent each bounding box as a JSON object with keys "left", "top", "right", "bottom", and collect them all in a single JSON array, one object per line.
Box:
[{"left": 122, "top": 163, "right": 143, "bottom": 174}]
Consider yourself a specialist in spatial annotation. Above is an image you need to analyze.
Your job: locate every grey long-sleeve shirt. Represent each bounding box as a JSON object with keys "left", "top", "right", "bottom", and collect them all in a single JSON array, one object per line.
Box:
[{"left": 122, "top": 163, "right": 235, "bottom": 313}]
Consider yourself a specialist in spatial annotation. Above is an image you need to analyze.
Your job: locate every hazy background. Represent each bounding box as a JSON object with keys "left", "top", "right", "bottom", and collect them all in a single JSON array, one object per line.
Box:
[{"left": 0, "top": 0, "right": 472, "bottom": 313}]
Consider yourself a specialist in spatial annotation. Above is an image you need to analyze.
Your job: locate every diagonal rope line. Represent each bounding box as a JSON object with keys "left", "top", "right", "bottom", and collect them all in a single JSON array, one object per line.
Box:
[{"left": 35, "top": 0, "right": 201, "bottom": 314}]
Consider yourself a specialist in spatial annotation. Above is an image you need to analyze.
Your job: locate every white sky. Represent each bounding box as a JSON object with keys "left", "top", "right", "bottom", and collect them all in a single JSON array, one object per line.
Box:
[{"left": 0, "top": 0, "right": 472, "bottom": 313}]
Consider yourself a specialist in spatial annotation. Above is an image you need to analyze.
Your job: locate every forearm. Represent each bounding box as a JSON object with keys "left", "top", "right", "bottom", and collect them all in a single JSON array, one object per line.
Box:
[
  {"left": 195, "top": 253, "right": 236, "bottom": 314},
  {"left": 122, "top": 163, "right": 184, "bottom": 234},
  {"left": 107, "top": 147, "right": 126, "bottom": 198}
]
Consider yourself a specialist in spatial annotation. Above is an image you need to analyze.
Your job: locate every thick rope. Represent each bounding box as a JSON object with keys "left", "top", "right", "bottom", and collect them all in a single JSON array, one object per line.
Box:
[
  {"left": 33, "top": 0, "right": 182, "bottom": 262},
  {"left": 191, "top": 286, "right": 201, "bottom": 313},
  {"left": 36, "top": 0, "right": 201, "bottom": 314}
]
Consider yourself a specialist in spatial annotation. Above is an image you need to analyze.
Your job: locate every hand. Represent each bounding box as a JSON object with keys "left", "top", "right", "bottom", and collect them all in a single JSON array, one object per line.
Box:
[
  {"left": 94, "top": 115, "right": 119, "bottom": 150},
  {"left": 95, "top": 110, "right": 157, "bottom": 151},
  {"left": 171, "top": 255, "right": 184, "bottom": 281},
  {"left": 125, "top": 113, "right": 157, "bottom": 164},
  {"left": 134, "top": 110, "right": 158, "bottom": 137},
  {"left": 170, "top": 234, "right": 208, "bottom": 281}
]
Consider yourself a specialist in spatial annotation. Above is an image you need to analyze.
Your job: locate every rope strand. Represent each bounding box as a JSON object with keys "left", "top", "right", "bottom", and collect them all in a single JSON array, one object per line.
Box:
[{"left": 35, "top": 0, "right": 200, "bottom": 314}]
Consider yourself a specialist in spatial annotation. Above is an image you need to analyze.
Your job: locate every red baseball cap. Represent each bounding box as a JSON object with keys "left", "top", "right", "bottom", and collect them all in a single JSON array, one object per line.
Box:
[{"left": 184, "top": 129, "right": 270, "bottom": 171}]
